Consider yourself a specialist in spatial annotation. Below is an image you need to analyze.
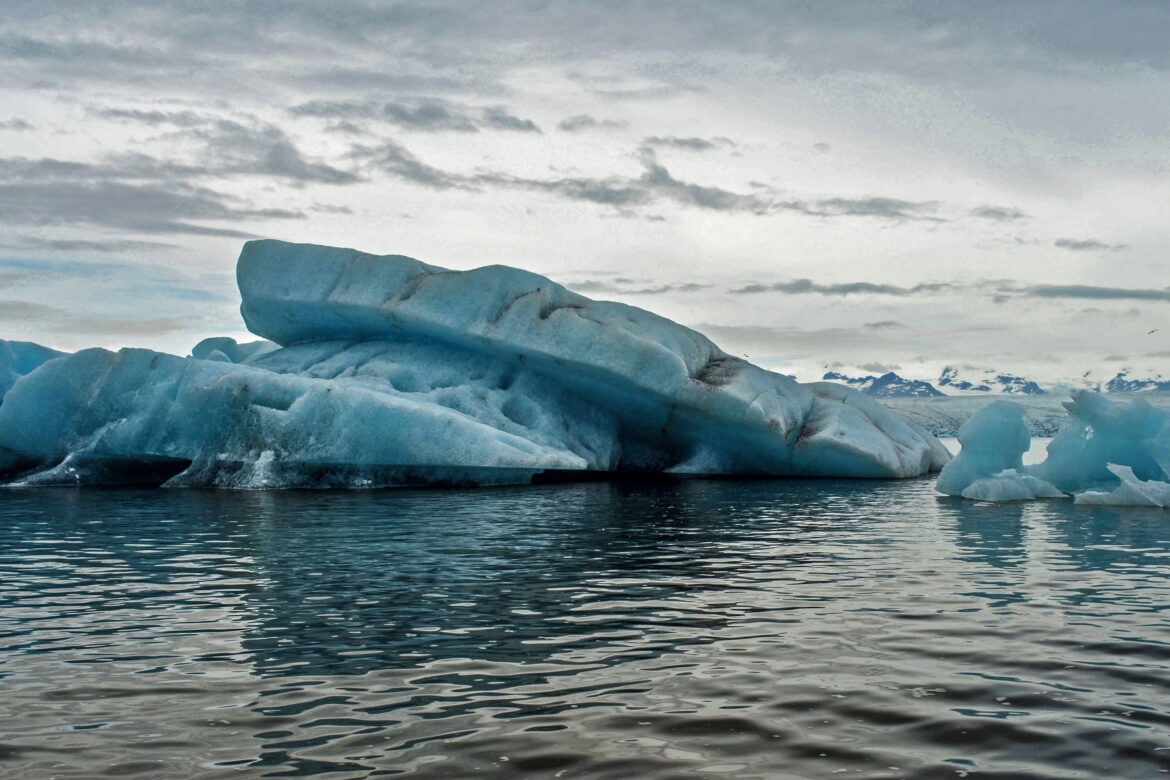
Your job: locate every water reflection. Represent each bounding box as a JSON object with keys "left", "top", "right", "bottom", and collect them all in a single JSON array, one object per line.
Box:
[
  {"left": 3, "top": 478, "right": 1170, "bottom": 778},
  {"left": 937, "top": 495, "right": 1028, "bottom": 570}
]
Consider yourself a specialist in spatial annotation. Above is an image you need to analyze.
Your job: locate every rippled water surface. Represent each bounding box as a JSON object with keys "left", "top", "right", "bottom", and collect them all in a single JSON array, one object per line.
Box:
[{"left": 2, "top": 479, "right": 1169, "bottom": 778}]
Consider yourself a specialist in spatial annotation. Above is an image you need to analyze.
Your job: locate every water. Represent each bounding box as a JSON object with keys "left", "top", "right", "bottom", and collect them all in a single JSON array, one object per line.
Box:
[{"left": 1, "top": 479, "right": 1168, "bottom": 778}]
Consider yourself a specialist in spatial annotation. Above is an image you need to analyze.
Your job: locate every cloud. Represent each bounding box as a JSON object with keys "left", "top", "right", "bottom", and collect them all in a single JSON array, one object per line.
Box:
[
  {"left": 0, "top": 175, "right": 302, "bottom": 237},
  {"left": 90, "top": 107, "right": 207, "bottom": 127},
  {"left": 350, "top": 141, "right": 466, "bottom": 189},
  {"left": 864, "top": 320, "right": 906, "bottom": 329},
  {"left": 0, "top": 237, "right": 176, "bottom": 253},
  {"left": 480, "top": 106, "right": 541, "bottom": 133},
  {"left": 85, "top": 109, "right": 362, "bottom": 184},
  {"left": 290, "top": 99, "right": 539, "bottom": 133},
  {"left": 279, "top": 67, "right": 493, "bottom": 95},
  {"left": 557, "top": 114, "right": 627, "bottom": 132},
  {"left": 642, "top": 136, "right": 735, "bottom": 151},
  {"left": 353, "top": 141, "right": 771, "bottom": 211},
  {"left": 0, "top": 300, "right": 66, "bottom": 320},
  {"left": 693, "top": 322, "right": 880, "bottom": 352},
  {"left": 731, "top": 279, "right": 955, "bottom": 296},
  {"left": 812, "top": 142, "right": 831, "bottom": 153},
  {"left": 352, "top": 139, "right": 946, "bottom": 221},
  {"left": 1026, "top": 284, "right": 1170, "bottom": 301},
  {"left": 566, "top": 279, "right": 710, "bottom": 295},
  {"left": 1054, "top": 238, "right": 1127, "bottom": 252},
  {"left": 810, "top": 197, "right": 942, "bottom": 221},
  {"left": 970, "top": 205, "right": 1028, "bottom": 221},
  {"left": 0, "top": 118, "right": 34, "bottom": 131},
  {"left": 188, "top": 119, "right": 360, "bottom": 184},
  {"left": 50, "top": 315, "right": 195, "bottom": 336},
  {"left": 859, "top": 362, "right": 901, "bottom": 373}
]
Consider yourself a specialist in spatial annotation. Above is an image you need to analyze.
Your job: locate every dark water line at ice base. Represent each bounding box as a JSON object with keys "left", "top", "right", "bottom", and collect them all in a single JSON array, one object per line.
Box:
[{"left": 1, "top": 477, "right": 1169, "bottom": 778}]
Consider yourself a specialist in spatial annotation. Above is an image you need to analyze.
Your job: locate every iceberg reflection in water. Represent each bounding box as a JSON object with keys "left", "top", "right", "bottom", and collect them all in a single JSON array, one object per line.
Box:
[{"left": 1, "top": 478, "right": 1168, "bottom": 778}]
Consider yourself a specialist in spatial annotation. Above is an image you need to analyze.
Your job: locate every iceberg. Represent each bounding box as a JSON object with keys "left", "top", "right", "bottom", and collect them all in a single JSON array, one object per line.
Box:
[
  {"left": 937, "top": 391, "right": 1170, "bottom": 506},
  {"left": 0, "top": 239, "right": 949, "bottom": 488},
  {"left": 935, "top": 401, "right": 1064, "bottom": 501}
]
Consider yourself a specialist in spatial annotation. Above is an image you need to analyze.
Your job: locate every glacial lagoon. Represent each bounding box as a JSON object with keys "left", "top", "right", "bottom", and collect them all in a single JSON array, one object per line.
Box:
[{"left": 2, "top": 477, "right": 1168, "bottom": 778}]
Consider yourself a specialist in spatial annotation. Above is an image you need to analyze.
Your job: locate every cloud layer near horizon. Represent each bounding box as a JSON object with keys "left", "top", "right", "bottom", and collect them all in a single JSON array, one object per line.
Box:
[{"left": 1, "top": 0, "right": 1168, "bottom": 380}]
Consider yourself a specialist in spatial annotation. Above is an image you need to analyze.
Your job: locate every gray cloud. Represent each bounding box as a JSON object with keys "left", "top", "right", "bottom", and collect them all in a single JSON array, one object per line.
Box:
[
  {"left": 1054, "top": 238, "right": 1127, "bottom": 252},
  {"left": 352, "top": 142, "right": 771, "bottom": 211},
  {"left": 970, "top": 205, "right": 1028, "bottom": 221},
  {"left": 865, "top": 320, "right": 906, "bottom": 329},
  {"left": 290, "top": 99, "right": 539, "bottom": 133},
  {"left": 50, "top": 315, "right": 195, "bottom": 336},
  {"left": 91, "top": 107, "right": 206, "bottom": 127},
  {"left": 0, "top": 258, "right": 230, "bottom": 305},
  {"left": 278, "top": 67, "right": 495, "bottom": 95},
  {"left": 6, "top": 1, "right": 1170, "bottom": 103},
  {"left": 557, "top": 114, "right": 627, "bottom": 132},
  {"left": 85, "top": 109, "right": 362, "bottom": 184},
  {"left": 480, "top": 106, "right": 541, "bottom": 133},
  {"left": 693, "top": 322, "right": 880, "bottom": 353},
  {"left": 0, "top": 237, "right": 175, "bottom": 253},
  {"left": 352, "top": 139, "right": 944, "bottom": 220},
  {"left": 731, "top": 279, "right": 955, "bottom": 296},
  {"left": 1026, "top": 284, "right": 1170, "bottom": 301},
  {"left": 350, "top": 141, "right": 466, "bottom": 189},
  {"left": 859, "top": 362, "right": 901, "bottom": 373},
  {"left": 567, "top": 279, "right": 710, "bottom": 295},
  {"left": 0, "top": 300, "right": 67, "bottom": 321},
  {"left": 811, "top": 197, "right": 942, "bottom": 221},
  {"left": 0, "top": 118, "right": 34, "bottom": 131},
  {"left": 188, "top": 119, "right": 360, "bottom": 184},
  {"left": 0, "top": 163, "right": 303, "bottom": 236},
  {"left": 642, "top": 136, "right": 734, "bottom": 151}
]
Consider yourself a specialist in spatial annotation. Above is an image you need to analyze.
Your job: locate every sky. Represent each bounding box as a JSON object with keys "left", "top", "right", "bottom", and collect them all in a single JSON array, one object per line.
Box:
[{"left": 2, "top": 0, "right": 1168, "bottom": 384}]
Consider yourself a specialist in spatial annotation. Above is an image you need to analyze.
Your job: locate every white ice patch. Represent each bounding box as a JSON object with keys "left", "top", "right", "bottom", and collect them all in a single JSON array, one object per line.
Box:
[{"left": 1075, "top": 463, "right": 1170, "bottom": 508}]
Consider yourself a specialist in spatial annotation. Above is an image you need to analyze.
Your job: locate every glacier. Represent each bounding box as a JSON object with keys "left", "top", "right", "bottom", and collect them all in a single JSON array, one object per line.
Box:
[
  {"left": 0, "top": 239, "right": 949, "bottom": 489},
  {"left": 937, "top": 390, "right": 1170, "bottom": 507}
]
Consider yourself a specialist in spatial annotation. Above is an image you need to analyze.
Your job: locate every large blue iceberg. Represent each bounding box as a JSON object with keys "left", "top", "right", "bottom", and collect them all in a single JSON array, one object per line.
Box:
[{"left": 0, "top": 240, "right": 949, "bottom": 488}]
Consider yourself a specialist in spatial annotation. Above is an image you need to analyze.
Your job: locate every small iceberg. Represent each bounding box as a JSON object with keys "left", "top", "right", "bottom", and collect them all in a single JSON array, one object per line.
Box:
[{"left": 937, "top": 390, "right": 1170, "bottom": 507}]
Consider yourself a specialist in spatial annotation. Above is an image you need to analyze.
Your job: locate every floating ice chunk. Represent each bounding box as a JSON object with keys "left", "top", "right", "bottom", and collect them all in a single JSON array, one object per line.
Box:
[
  {"left": 960, "top": 469, "right": 1065, "bottom": 502},
  {"left": 1030, "top": 390, "right": 1170, "bottom": 493},
  {"left": 937, "top": 391, "right": 1170, "bottom": 505},
  {"left": 1074, "top": 463, "right": 1170, "bottom": 508},
  {"left": 0, "top": 339, "right": 66, "bottom": 404},
  {"left": 936, "top": 401, "right": 1061, "bottom": 499}
]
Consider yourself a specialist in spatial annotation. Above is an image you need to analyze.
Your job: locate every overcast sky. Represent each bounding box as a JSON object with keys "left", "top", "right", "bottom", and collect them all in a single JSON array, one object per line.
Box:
[{"left": 2, "top": 1, "right": 1168, "bottom": 383}]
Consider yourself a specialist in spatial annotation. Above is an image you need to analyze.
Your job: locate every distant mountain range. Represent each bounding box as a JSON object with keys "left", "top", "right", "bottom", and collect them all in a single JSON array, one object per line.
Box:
[
  {"left": 821, "top": 366, "right": 1170, "bottom": 398},
  {"left": 937, "top": 366, "right": 1047, "bottom": 395},
  {"left": 822, "top": 371, "right": 944, "bottom": 398},
  {"left": 1102, "top": 371, "right": 1170, "bottom": 393}
]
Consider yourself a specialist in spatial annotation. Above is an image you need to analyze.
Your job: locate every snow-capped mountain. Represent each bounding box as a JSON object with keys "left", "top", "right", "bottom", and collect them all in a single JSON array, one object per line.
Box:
[
  {"left": 823, "top": 371, "right": 944, "bottom": 398},
  {"left": 1103, "top": 371, "right": 1170, "bottom": 393},
  {"left": 937, "top": 366, "right": 1047, "bottom": 395}
]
